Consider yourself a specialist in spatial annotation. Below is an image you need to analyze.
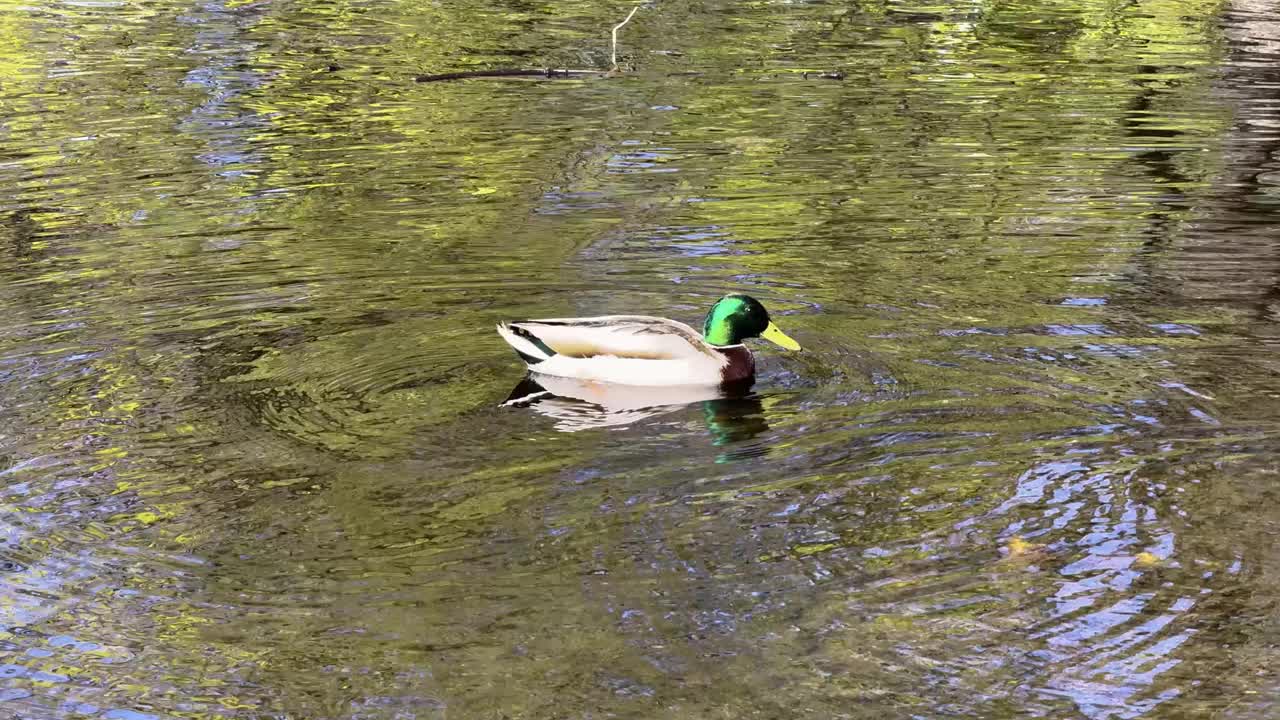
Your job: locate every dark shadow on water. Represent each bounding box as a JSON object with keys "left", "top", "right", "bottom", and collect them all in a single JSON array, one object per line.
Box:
[{"left": 504, "top": 375, "right": 769, "bottom": 455}]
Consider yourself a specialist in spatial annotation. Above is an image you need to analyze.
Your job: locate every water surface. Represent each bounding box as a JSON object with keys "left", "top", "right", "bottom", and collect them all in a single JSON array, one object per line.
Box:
[{"left": 1, "top": 0, "right": 1279, "bottom": 718}]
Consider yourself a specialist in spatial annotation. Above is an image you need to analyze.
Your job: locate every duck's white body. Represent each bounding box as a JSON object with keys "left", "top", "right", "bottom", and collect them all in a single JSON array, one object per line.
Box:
[{"left": 496, "top": 315, "right": 749, "bottom": 386}]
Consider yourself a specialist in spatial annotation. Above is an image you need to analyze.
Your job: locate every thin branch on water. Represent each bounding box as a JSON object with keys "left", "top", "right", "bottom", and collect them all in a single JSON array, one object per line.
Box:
[
  {"left": 415, "top": 4, "right": 645, "bottom": 83},
  {"left": 611, "top": 4, "right": 643, "bottom": 72},
  {"left": 415, "top": 68, "right": 606, "bottom": 83}
]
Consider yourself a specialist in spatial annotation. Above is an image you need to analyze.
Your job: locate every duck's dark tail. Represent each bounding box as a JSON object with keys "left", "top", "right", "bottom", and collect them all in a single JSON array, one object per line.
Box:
[{"left": 496, "top": 323, "right": 555, "bottom": 365}]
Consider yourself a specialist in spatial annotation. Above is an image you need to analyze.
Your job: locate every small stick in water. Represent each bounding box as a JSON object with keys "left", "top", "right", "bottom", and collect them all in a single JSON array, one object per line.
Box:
[
  {"left": 415, "top": 4, "right": 646, "bottom": 83},
  {"left": 611, "top": 5, "right": 642, "bottom": 72},
  {"left": 415, "top": 68, "right": 606, "bottom": 83}
]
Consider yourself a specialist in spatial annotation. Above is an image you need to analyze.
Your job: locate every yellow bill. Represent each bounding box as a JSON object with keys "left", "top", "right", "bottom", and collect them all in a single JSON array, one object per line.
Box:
[{"left": 760, "top": 322, "right": 801, "bottom": 351}]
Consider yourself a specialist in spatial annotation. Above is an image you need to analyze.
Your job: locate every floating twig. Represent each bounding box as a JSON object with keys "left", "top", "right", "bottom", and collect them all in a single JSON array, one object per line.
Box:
[
  {"left": 415, "top": 68, "right": 606, "bottom": 83},
  {"left": 611, "top": 4, "right": 642, "bottom": 71},
  {"left": 417, "top": 4, "right": 645, "bottom": 83}
]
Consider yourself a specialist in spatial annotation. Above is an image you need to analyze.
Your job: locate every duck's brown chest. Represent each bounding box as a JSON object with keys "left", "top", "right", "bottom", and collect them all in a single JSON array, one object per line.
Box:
[{"left": 717, "top": 346, "right": 755, "bottom": 383}]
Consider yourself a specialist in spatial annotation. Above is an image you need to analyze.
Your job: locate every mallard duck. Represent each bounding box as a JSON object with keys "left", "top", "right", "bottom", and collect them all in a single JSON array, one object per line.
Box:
[{"left": 496, "top": 294, "right": 801, "bottom": 386}]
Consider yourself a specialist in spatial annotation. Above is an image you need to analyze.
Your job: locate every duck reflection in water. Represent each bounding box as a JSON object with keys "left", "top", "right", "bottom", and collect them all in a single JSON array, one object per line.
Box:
[{"left": 504, "top": 374, "right": 769, "bottom": 454}]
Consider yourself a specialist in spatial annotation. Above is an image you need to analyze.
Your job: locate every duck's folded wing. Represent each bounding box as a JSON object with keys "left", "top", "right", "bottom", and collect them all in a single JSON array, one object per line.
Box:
[{"left": 504, "top": 315, "right": 722, "bottom": 361}]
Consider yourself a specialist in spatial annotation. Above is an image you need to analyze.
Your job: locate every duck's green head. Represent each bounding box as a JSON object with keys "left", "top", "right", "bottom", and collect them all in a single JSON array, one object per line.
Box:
[{"left": 702, "top": 294, "right": 801, "bottom": 350}]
